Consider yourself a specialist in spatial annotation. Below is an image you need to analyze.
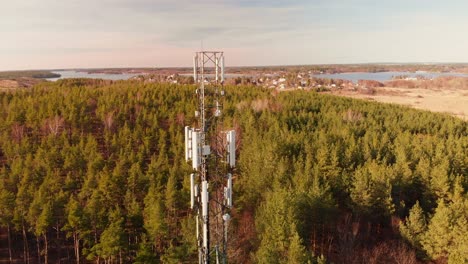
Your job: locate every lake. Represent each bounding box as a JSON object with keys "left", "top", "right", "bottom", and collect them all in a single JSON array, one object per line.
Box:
[
  {"left": 46, "top": 70, "right": 142, "bottom": 81},
  {"left": 310, "top": 71, "right": 468, "bottom": 83}
]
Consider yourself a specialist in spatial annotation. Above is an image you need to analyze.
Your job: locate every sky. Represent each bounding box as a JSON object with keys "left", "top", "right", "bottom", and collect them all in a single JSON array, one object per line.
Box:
[{"left": 1, "top": 0, "right": 468, "bottom": 70}]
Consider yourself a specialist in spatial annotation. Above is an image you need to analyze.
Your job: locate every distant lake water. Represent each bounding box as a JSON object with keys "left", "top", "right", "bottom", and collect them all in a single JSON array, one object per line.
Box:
[
  {"left": 310, "top": 71, "right": 468, "bottom": 83},
  {"left": 46, "top": 71, "right": 142, "bottom": 81}
]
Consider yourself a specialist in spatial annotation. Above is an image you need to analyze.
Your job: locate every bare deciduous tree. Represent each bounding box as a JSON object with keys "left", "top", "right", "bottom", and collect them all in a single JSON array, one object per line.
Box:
[{"left": 103, "top": 111, "right": 114, "bottom": 131}]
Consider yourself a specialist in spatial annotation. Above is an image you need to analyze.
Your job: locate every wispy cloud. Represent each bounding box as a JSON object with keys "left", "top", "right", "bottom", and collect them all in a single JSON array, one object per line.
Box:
[{"left": 1, "top": 0, "right": 468, "bottom": 70}]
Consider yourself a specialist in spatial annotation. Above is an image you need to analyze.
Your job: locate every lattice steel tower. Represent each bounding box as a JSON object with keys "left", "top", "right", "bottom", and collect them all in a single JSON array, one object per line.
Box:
[{"left": 185, "top": 51, "right": 235, "bottom": 264}]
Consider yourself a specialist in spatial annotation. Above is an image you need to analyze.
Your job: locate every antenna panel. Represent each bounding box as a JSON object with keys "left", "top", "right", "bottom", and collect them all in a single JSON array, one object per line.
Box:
[
  {"left": 185, "top": 126, "right": 192, "bottom": 161},
  {"left": 192, "top": 131, "right": 200, "bottom": 170},
  {"left": 226, "top": 173, "right": 232, "bottom": 207},
  {"left": 190, "top": 173, "right": 196, "bottom": 209},
  {"left": 201, "top": 181, "right": 208, "bottom": 218},
  {"left": 227, "top": 130, "right": 236, "bottom": 167},
  {"left": 193, "top": 54, "right": 198, "bottom": 82}
]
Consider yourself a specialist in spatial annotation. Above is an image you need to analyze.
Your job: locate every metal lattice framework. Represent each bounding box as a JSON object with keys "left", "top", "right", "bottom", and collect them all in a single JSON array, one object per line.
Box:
[{"left": 185, "top": 51, "right": 235, "bottom": 264}]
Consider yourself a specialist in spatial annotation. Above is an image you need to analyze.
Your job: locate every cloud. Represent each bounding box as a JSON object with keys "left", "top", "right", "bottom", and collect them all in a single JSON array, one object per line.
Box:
[{"left": 1, "top": 0, "right": 468, "bottom": 70}]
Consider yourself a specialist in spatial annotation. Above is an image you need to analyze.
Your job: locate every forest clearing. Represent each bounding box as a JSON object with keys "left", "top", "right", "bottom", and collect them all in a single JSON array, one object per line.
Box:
[{"left": 331, "top": 85, "right": 468, "bottom": 120}]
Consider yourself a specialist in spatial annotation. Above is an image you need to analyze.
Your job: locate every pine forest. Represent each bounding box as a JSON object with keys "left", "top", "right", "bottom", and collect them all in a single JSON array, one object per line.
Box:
[{"left": 0, "top": 79, "right": 467, "bottom": 263}]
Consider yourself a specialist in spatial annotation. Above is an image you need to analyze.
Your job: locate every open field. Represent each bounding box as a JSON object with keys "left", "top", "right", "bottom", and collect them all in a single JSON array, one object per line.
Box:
[
  {"left": 330, "top": 86, "right": 468, "bottom": 120},
  {"left": 0, "top": 78, "right": 42, "bottom": 89}
]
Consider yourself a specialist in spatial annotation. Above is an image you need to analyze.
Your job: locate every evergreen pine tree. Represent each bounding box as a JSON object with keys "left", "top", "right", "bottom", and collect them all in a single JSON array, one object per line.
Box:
[
  {"left": 422, "top": 199, "right": 453, "bottom": 259},
  {"left": 400, "top": 201, "right": 427, "bottom": 252}
]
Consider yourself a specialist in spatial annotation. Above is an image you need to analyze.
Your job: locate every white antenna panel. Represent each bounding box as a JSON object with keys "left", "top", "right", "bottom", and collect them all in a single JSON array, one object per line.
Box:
[
  {"left": 227, "top": 130, "right": 236, "bottom": 167},
  {"left": 201, "top": 181, "right": 209, "bottom": 218},
  {"left": 185, "top": 126, "right": 192, "bottom": 161},
  {"left": 196, "top": 216, "right": 200, "bottom": 238},
  {"left": 193, "top": 55, "right": 198, "bottom": 82},
  {"left": 227, "top": 173, "right": 232, "bottom": 207},
  {"left": 190, "top": 173, "right": 196, "bottom": 209},
  {"left": 201, "top": 180, "right": 209, "bottom": 250},
  {"left": 192, "top": 131, "right": 201, "bottom": 170}
]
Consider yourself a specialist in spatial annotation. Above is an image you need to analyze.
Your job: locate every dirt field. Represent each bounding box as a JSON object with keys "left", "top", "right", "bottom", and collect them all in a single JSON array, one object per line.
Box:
[
  {"left": 0, "top": 78, "right": 40, "bottom": 90},
  {"left": 331, "top": 87, "right": 468, "bottom": 120}
]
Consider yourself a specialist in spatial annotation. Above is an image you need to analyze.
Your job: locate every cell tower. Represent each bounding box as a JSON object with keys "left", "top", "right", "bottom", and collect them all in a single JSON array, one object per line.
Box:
[{"left": 185, "top": 51, "right": 235, "bottom": 264}]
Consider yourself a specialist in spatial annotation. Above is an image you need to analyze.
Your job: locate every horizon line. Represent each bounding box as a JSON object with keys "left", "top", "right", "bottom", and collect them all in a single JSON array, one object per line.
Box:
[{"left": 3, "top": 61, "right": 468, "bottom": 72}]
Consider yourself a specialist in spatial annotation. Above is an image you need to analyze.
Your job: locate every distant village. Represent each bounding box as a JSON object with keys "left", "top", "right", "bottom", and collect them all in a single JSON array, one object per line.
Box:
[{"left": 132, "top": 71, "right": 388, "bottom": 95}]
